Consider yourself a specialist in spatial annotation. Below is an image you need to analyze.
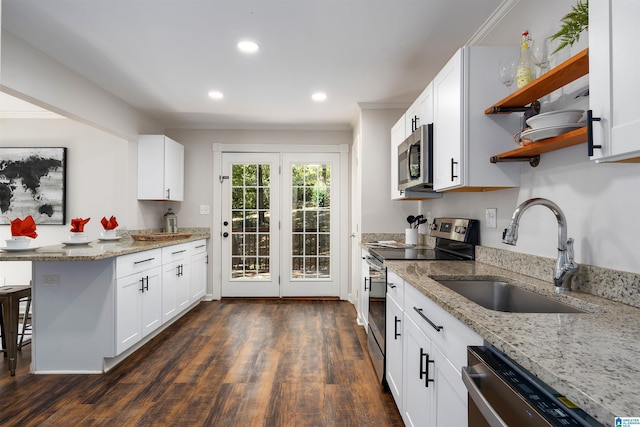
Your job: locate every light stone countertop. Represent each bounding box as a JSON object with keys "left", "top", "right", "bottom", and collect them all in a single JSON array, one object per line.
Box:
[
  {"left": 0, "top": 232, "right": 210, "bottom": 262},
  {"left": 385, "top": 259, "right": 640, "bottom": 426}
]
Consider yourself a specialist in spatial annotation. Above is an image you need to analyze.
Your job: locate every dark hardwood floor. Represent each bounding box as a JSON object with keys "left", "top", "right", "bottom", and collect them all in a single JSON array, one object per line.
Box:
[{"left": 1, "top": 300, "right": 403, "bottom": 426}]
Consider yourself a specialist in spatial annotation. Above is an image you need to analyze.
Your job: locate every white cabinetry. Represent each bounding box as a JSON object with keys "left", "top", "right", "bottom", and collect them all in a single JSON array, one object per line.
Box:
[
  {"left": 385, "top": 270, "right": 404, "bottom": 409},
  {"left": 589, "top": 0, "right": 640, "bottom": 162},
  {"left": 161, "top": 243, "right": 191, "bottom": 322},
  {"left": 358, "top": 248, "right": 370, "bottom": 327},
  {"left": 390, "top": 116, "right": 407, "bottom": 200},
  {"left": 432, "top": 46, "right": 520, "bottom": 191},
  {"left": 391, "top": 84, "right": 440, "bottom": 201},
  {"left": 190, "top": 240, "right": 207, "bottom": 303},
  {"left": 380, "top": 270, "right": 482, "bottom": 427},
  {"left": 115, "top": 249, "right": 162, "bottom": 354},
  {"left": 138, "top": 135, "right": 185, "bottom": 201}
]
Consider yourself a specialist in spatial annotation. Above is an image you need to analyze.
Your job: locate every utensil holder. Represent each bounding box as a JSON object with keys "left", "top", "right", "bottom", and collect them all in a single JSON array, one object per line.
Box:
[{"left": 405, "top": 228, "right": 418, "bottom": 245}]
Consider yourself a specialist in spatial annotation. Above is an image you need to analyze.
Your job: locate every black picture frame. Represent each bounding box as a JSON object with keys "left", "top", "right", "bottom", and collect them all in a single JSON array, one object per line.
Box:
[{"left": 0, "top": 147, "right": 67, "bottom": 225}]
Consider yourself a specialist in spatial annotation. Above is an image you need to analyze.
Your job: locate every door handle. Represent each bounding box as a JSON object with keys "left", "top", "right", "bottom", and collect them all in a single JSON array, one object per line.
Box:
[{"left": 394, "top": 316, "right": 401, "bottom": 339}]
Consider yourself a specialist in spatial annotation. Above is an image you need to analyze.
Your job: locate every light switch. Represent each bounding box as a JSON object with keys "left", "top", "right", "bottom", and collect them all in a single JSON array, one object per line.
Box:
[{"left": 485, "top": 208, "right": 497, "bottom": 229}]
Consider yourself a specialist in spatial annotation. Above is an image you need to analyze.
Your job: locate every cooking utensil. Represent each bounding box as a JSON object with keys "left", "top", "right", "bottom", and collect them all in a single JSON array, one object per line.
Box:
[
  {"left": 406, "top": 215, "right": 416, "bottom": 226},
  {"left": 413, "top": 215, "right": 424, "bottom": 228}
]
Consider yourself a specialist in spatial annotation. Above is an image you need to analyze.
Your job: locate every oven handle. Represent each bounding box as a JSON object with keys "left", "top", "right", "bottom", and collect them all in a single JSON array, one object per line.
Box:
[
  {"left": 364, "top": 256, "right": 385, "bottom": 272},
  {"left": 461, "top": 365, "right": 508, "bottom": 427}
]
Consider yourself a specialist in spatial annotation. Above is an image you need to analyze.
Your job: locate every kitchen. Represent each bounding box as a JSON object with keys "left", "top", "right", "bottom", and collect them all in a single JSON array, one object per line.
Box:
[{"left": 1, "top": 0, "right": 640, "bottom": 426}]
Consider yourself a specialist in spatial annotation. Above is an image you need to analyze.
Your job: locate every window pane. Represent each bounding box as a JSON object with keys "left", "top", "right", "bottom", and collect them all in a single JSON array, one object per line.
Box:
[
  {"left": 258, "top": 165, "right": 270, "bottom": 186},
  {"left": 232, "top": 188, "right": 244, "bottom": 209},
  {"left": 258, "top": 188, "right": 270, "bottom": 209},
  {"left": 232, "top": 234, "right": 244, "bottom": 255},
  {"left": 232, "top": 165, "right": 244, "bottom": 186},
  {"left": 292, "top": 233, "right": 304, "bottom": 256},
  {"left": 318, "top": 234, "right": 330, "bottom": 255},
  {"left": 245, "top": 234, "right": 257, "bottom": 256},
  {"left": 319, "top": 257, "right": 330, "bottom": 278},
  {"left": 258, "top": 234, "right": 270, "bottom": 255},
  {"left": 305, "top": 235, "right": 317, "bottom": 255},
  {"left": 304, "top": 211, "right": 317, "bottom": 232},
  {"left": 318, "top": 210, "right": 330, "bottom": 232},
  {"left": 232, "top": 210, "right": 243, "bottom": 232},
  {"left": 258, "top": 211, "right": 270, "bottom": 232},
  {"left": 245, "top": 164, "right": 257, "bottom": 186},
  {"left": 245, "top": 188, "right": 257, "bottom": 209}
]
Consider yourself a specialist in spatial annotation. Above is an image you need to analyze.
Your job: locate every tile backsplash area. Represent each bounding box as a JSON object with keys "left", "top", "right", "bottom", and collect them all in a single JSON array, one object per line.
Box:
[{"left": 477, "top": 246, "right": 640, "bottom": 309}]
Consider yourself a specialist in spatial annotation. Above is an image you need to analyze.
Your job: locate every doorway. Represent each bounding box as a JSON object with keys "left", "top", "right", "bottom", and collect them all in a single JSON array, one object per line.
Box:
[{"left": 217, "top": 147, "right": 347, "bottom": 298}]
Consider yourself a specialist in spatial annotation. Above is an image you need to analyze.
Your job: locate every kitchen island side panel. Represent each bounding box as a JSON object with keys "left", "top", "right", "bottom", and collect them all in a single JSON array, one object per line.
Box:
[{"left": 32, "top": 259, "right": 116, "bottom": 373}]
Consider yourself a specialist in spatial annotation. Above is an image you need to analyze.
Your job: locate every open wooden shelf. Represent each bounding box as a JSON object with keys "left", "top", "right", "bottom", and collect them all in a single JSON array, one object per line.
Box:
[
  {"left": 490, "top": 126, "right": 587, "bottom": 165},
  {"left": 486, "top": 48, "right": 589, "bottom": 165},
  {"left": 485, "top": 48, "right": 589, "bottom": 114}
]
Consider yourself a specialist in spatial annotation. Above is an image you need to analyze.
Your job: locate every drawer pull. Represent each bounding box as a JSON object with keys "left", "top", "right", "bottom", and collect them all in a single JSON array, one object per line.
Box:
[
  {"left": 195, "top": 244, "right": 205, "bottom": 249},
  {"left": 172, "top": 249, "right": 187, "bottom": 255},
  {"left": 388, "top": 282, "right": 397, "bottom": 289},
  {"left": 134, "top": 257, "right": 155, "bottom": 265},
  {"left": 413, "top": 307, "right": 443, "bottom": 332},
  {"left": 419, "top": 348, "right": 435, "bottom": 387}
]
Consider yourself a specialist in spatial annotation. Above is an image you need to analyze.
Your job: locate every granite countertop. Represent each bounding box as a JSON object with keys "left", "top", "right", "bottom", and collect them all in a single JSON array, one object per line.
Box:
[
  {"left": 386, "top": 260, "right": 639, "bottom": 426},
  {"left": 0, "top": 232, "right": 210, "bottom": 261}
]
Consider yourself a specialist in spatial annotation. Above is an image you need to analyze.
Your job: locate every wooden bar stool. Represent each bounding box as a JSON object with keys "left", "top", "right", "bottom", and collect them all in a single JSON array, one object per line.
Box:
[{"left": 0, "top": 285, "right": 32, "bottom": 376}]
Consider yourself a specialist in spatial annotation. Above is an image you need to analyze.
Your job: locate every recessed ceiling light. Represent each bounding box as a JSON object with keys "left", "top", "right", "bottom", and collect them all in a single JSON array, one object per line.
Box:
[
  {"left": 311, "top": 92, "right": 328, "bottom": 102},
  {"left": 208, "top": 91, "right": 224, "bottom": 100},
  {"left": 237, "top": 40, "right": 260, "bottom": 53}
]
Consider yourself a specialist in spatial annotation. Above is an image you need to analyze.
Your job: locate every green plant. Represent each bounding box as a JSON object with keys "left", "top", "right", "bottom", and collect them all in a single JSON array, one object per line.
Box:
[{"left": 550, "top": 0, "right": 589, "bottom": 54}]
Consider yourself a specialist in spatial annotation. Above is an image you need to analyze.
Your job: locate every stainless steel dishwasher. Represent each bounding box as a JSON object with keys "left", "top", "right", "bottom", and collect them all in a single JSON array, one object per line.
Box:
[{"left": 463, "top": 346, "right": 604, "bottom": 427}]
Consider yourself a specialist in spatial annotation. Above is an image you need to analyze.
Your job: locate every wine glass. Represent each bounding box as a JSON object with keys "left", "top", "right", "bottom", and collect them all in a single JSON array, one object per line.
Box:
[
  {"left": 498, "top": 58, "right": 517, "bottom": 93},
  {"left": 532, "top": 38, "right": 550, "bottom": 77}
]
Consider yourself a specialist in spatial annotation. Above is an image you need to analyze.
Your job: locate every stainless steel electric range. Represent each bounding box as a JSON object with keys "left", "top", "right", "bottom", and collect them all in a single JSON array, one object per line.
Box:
[{"left": 363, "top": 217, "right": 480, "bottom": 386}]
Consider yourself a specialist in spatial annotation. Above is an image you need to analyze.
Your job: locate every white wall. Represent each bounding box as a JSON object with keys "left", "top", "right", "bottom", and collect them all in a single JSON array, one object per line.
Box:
[
  {"left": 419, "top": 0, "right": 640, "bottom": 275},
  {"left": 359, "top": 107, "right": 418, "bottom": 233},
  {"left": 0, "top": 117, "right": 131, "bottom": 283}
]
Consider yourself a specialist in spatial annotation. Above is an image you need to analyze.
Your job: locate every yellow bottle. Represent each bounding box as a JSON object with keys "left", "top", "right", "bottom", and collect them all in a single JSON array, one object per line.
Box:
[{"left": 517, "top": 31, "right": 532, "bottom": 89}]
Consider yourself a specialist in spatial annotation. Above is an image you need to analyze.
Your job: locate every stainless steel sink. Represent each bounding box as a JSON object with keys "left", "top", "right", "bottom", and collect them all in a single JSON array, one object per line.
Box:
[{"left": 435, "top": 279, "right": 584, "bottom": 313}]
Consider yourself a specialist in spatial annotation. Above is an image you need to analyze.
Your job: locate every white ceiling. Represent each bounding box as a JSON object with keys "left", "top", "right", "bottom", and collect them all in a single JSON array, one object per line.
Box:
[{"left": 1, "top": 0, "right": 507, "bottom": 130}]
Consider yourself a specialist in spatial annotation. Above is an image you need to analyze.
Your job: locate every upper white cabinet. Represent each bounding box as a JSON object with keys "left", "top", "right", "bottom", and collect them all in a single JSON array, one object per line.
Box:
[
  {"left": 432, "top": 46, "right": 521, "bottom": 191},
  {"left": 405, "top": 85, "right": 434, "bottom": 137},
  {"left": 138, "top": 135, "right": 185, "bottom": 201},
  {"left": 589, "top": 0, "right": 640, "bottom": 162},
  {"left": 390, "top": 116, "right": 407, "bottom": 200}
]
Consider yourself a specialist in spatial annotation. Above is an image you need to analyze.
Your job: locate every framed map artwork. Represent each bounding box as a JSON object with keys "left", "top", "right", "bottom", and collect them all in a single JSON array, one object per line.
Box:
[{"left": 0, "top": 147, "right": 67, "bottom": 225}]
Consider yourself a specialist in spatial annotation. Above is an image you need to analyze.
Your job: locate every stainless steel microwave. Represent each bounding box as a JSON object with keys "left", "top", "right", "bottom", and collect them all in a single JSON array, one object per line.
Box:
[{"left": 398, "top": 124, "right": 434, "bottom": 192}]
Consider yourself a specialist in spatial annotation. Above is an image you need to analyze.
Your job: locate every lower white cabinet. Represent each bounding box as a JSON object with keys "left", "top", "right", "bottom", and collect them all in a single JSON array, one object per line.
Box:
[
  {"left": 115, "top": 249, "right": 163, "bottom": 355},
  {"left": 385, "top": 270, "right": 483, "bottom": 427},
  {"left": 359, "top": 249, "right": 371, "bottom": 327},
  {"left": 386, "top": 292, "right": 404, "bottom": 409},
  {"left": 161, "top": 243, "right": 191, "bottom": 322},
  {"left": 190, "top": 240, "right": 207, "bottom": 303}
]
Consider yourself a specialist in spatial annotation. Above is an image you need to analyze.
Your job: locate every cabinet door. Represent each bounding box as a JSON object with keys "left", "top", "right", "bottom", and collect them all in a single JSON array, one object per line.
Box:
[
  {"left": 176, "top": 260, "right": 191, "bottom": 313},
  {"left": 433, "top": 49, "right": 463, "bottom": 191},
  {"left": 116, "top": 273, "right": 142, "bottom": 354},
  {"left": 385, "top": 294, "right": 404, "bottom": 409},
  {"left": 164, "top": 136, "right": 184, "bottom": 201},
  {"left": 162, "top": 260, "right": 179, "bottom": 322},
  {"left": 390, "top": 116, "right": 406, "bottom": 200},
  {"left": 359, "top": 249, "right": 370, "bottom": 326},
  {"left": 590, "top": 0, "right": 640, "bottom": 161},
  {"left": 403, "top": 315, "right": 434, "bottom": 427},
  {"left": 190, "top": 245, "right": 207, "bottom": 303},
  {"left": 431, "top": 345, "right": 468, "bottom": 427},
  {"left": 419, "top": 83, "right": 434, "bottom": 125},
  {"left": 142, "top": 266, "right": 162, "bottom": 336}
]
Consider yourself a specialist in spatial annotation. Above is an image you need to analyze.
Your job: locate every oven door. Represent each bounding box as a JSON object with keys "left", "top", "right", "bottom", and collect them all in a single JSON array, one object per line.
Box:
[{"left": 365, "top": 257, "right": 387, "bottom": 384}]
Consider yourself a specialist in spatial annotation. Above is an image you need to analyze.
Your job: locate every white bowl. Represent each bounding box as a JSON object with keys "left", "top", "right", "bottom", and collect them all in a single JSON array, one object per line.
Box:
[
  {"left": 69, "top": 232, "right": 88, "bottom": 243},
  {"left": 5, "top": 237, "right": 31, "bottom": 249},
  {"left": 101, "top": 230, "right": 117, "bottom": 238},
  {"left": 526, "top": 109, "right": 584, "bottom": 129}
]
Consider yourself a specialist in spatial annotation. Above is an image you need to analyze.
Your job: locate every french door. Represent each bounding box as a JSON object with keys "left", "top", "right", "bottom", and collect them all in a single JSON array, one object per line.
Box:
[{"left": 220, "top": 152, "right": 341, "bottom": 297}]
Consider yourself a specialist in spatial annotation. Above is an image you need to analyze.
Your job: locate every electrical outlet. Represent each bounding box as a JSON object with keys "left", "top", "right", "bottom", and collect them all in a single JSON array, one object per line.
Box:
[
  {"left": 42, "top": 274, "right": 60, "bottom": 286},
  {"left": 485, "top": 208, "right": 497, "bottom": 229},
  {"left": 199, "top": 205, "right": 210, "bottom": 215}
]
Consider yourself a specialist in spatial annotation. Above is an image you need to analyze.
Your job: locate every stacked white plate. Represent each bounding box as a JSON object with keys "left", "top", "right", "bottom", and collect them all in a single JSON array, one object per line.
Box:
[{"left": 520, "top": 109, "right": 585, "bottom": 144}]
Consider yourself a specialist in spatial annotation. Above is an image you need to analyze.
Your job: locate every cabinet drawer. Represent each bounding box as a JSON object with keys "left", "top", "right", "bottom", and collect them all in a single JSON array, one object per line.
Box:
[
  {"left": 386, "top": 270, "right": 404, "bottom": 305},
  {"left": 190, "top": 239, "right": 207, "bottom": 255},
  {"left": 116, "top": 249, "right": 162, "bottom": 278},
  {"left": 404, "top": 283, "right": 482, "bottom": 371},
  {"left": 162, "top": 243, "right": 190, "bottom": 262}
]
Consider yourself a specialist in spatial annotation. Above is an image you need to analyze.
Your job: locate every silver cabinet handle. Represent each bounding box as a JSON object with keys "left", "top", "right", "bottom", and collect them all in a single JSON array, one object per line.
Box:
[
  {"left": 134, "top": 257, "right": 155, "bottom": 265},
  {"left": 461, "top": 366, "right": 508, "bottom": 427}
]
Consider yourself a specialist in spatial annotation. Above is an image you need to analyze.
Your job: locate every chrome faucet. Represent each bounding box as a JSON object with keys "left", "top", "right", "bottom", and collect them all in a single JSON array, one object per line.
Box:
[{"left": 502, "top": 198, "right": 578, "bottom": 292}]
